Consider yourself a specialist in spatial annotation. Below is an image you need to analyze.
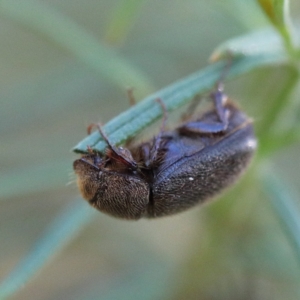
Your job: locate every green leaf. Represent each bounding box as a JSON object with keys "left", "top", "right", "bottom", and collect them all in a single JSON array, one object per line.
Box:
[
  {"left": 0, "top": 199, "right": 94, "bottom": 299},
  {"left": 73, "top": 52, "right": 287, "bottom": 153},
  {"left": 257, "top": 0, "right": 296, "bottom": 56},
  {"left": 262, "top": 170, "right": 300, "bottom": 267},
  {"left": 99, "top": 259, "right": 174, "bottom": 300},
  {"left": 0, "top": 0, "right": 155, "bottom": 98},
  {"left": 257, "top": 0, "right": 286, "bottom": 27},
  {"left": 104, "top": 0, "right": 146, "bottom": 46},
  {"left": 210, "top": 27, "right": 285, "bottom": 61},
  {"left": 257, "top": 65, "right": 299, "bottom": 157}
]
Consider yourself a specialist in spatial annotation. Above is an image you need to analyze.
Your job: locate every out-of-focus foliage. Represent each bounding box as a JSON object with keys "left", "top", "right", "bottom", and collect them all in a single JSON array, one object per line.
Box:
[{"left": 1, "top": 0, "right": 300, "bottom": 300}]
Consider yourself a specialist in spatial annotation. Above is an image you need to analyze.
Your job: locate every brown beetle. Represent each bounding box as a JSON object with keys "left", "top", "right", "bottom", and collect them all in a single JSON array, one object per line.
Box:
[{"left": 73, "top": 82, "right": 257, "bottom": 219}]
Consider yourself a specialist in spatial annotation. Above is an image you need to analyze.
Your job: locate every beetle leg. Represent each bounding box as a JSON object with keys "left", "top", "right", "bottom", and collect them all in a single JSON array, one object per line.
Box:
[
  {"left": 87, "top": 122, "right": 115, "bottom": 149},
  {"left": 145, "top": 98, "right": 168, "bottom": 166},
  {"left": 179, "top": 83, "right": 229, "bottom": 134},
  {"left": 86, "top": 145, "right": 95, "bottom": 154},
  {"left": 88, "top": 123, "right": 138, "bottom": 170},
  {"left": 181, "top": 94, "right": 203, "bottom": 122},
  {"left": 126, "top": 87, "right": 136, "bottom": 106}
]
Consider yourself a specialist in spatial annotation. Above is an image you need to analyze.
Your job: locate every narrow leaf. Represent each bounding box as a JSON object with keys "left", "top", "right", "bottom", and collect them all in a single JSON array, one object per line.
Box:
[
  {"left": 262, "top": 170, "right": 300, "bottom": 266},
  {"left": 99, "top": 260, "right": 174, "bottom": 300},
  {"left": 257, "top": 0, "right": 296, "bottom": 56},
  {"left": 104, "top": 0, "right": 146, "bottom": 46},
  {"left": 0, "top": 199, "right": 94, "bottom": 299},
  {"left": 257, "top": 0, "right": 286, "bottom": 27},
  {"left": 210, "top": 27, "right": 284, "bottom": 61},
  {"left": 73, "top": 52, "right": 287, "bottom": 153}
]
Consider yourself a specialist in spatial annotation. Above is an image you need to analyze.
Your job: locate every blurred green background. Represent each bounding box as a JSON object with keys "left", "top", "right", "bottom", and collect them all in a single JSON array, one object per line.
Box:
[{"left": 1, "top": 0, "right": 300, "bottom": 299}]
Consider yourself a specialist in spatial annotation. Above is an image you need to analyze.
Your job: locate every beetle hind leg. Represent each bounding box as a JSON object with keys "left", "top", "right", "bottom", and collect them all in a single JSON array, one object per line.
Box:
[{"left": 180, "top": 85, "right": 230, "bottom": 135}]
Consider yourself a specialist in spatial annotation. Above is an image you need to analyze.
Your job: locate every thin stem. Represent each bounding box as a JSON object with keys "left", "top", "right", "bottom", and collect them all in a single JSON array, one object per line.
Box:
[
  {"left": 259, "top": 66, "right": 299, "bottom": 136},
  {"left": 0, "top": 200, "right": 94, "bottom": 299},
  {"left": 261, "top": 170, "right": 300, "bottom": 268},
  {"left": 104, "top": 0, "right": 146, "bottom": 46}
]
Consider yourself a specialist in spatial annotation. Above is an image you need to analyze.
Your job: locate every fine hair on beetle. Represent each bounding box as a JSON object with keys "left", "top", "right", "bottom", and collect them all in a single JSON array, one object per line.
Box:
[{"left": 73, "top": 63, "right": 257, "bottom": 220}]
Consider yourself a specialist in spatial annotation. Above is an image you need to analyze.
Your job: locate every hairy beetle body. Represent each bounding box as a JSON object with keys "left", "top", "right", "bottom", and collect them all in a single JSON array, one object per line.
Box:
[
  {"left": 147, "top": 105, "right": 255, "bottom": 217},
  {"left": 73, "top": 88, "right": 257, "bottom": 219}
]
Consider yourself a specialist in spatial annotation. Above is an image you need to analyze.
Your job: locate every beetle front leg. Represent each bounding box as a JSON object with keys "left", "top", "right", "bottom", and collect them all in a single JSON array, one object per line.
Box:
[{"left": 87, "top": 123, "right": 138, "bottom": 170}]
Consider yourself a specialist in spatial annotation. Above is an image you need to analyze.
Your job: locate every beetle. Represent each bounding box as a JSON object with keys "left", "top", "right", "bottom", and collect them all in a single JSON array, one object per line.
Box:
[{"left": 73, "top": 81, "right": 257, "bottom": 219}]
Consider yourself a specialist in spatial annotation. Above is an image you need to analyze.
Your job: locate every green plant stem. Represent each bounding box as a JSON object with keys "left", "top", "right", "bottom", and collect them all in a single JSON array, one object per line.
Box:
[
  {"left": 260, "top": 66, "right": 299, "bottom": 132},
  {"left": 279, "top": 26, "right": 297, "bottom": 58},
  {"left": 257, "top": 0, "right": 297, "bottom": 59},
  {"left": 259, "top": 127, "right": 300, "bottom": 158},
  {"left": 261, "top": 170, "right": 300, "bottom": 268},
  {"left": 0, "top": 200, "right": 95, "bottom": 300},
  {"left": 104, "top": 0, "right": 146, "bottom": 46},
  {"left": 258, "top": 66, "right": 300, "bottom": 157}
]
